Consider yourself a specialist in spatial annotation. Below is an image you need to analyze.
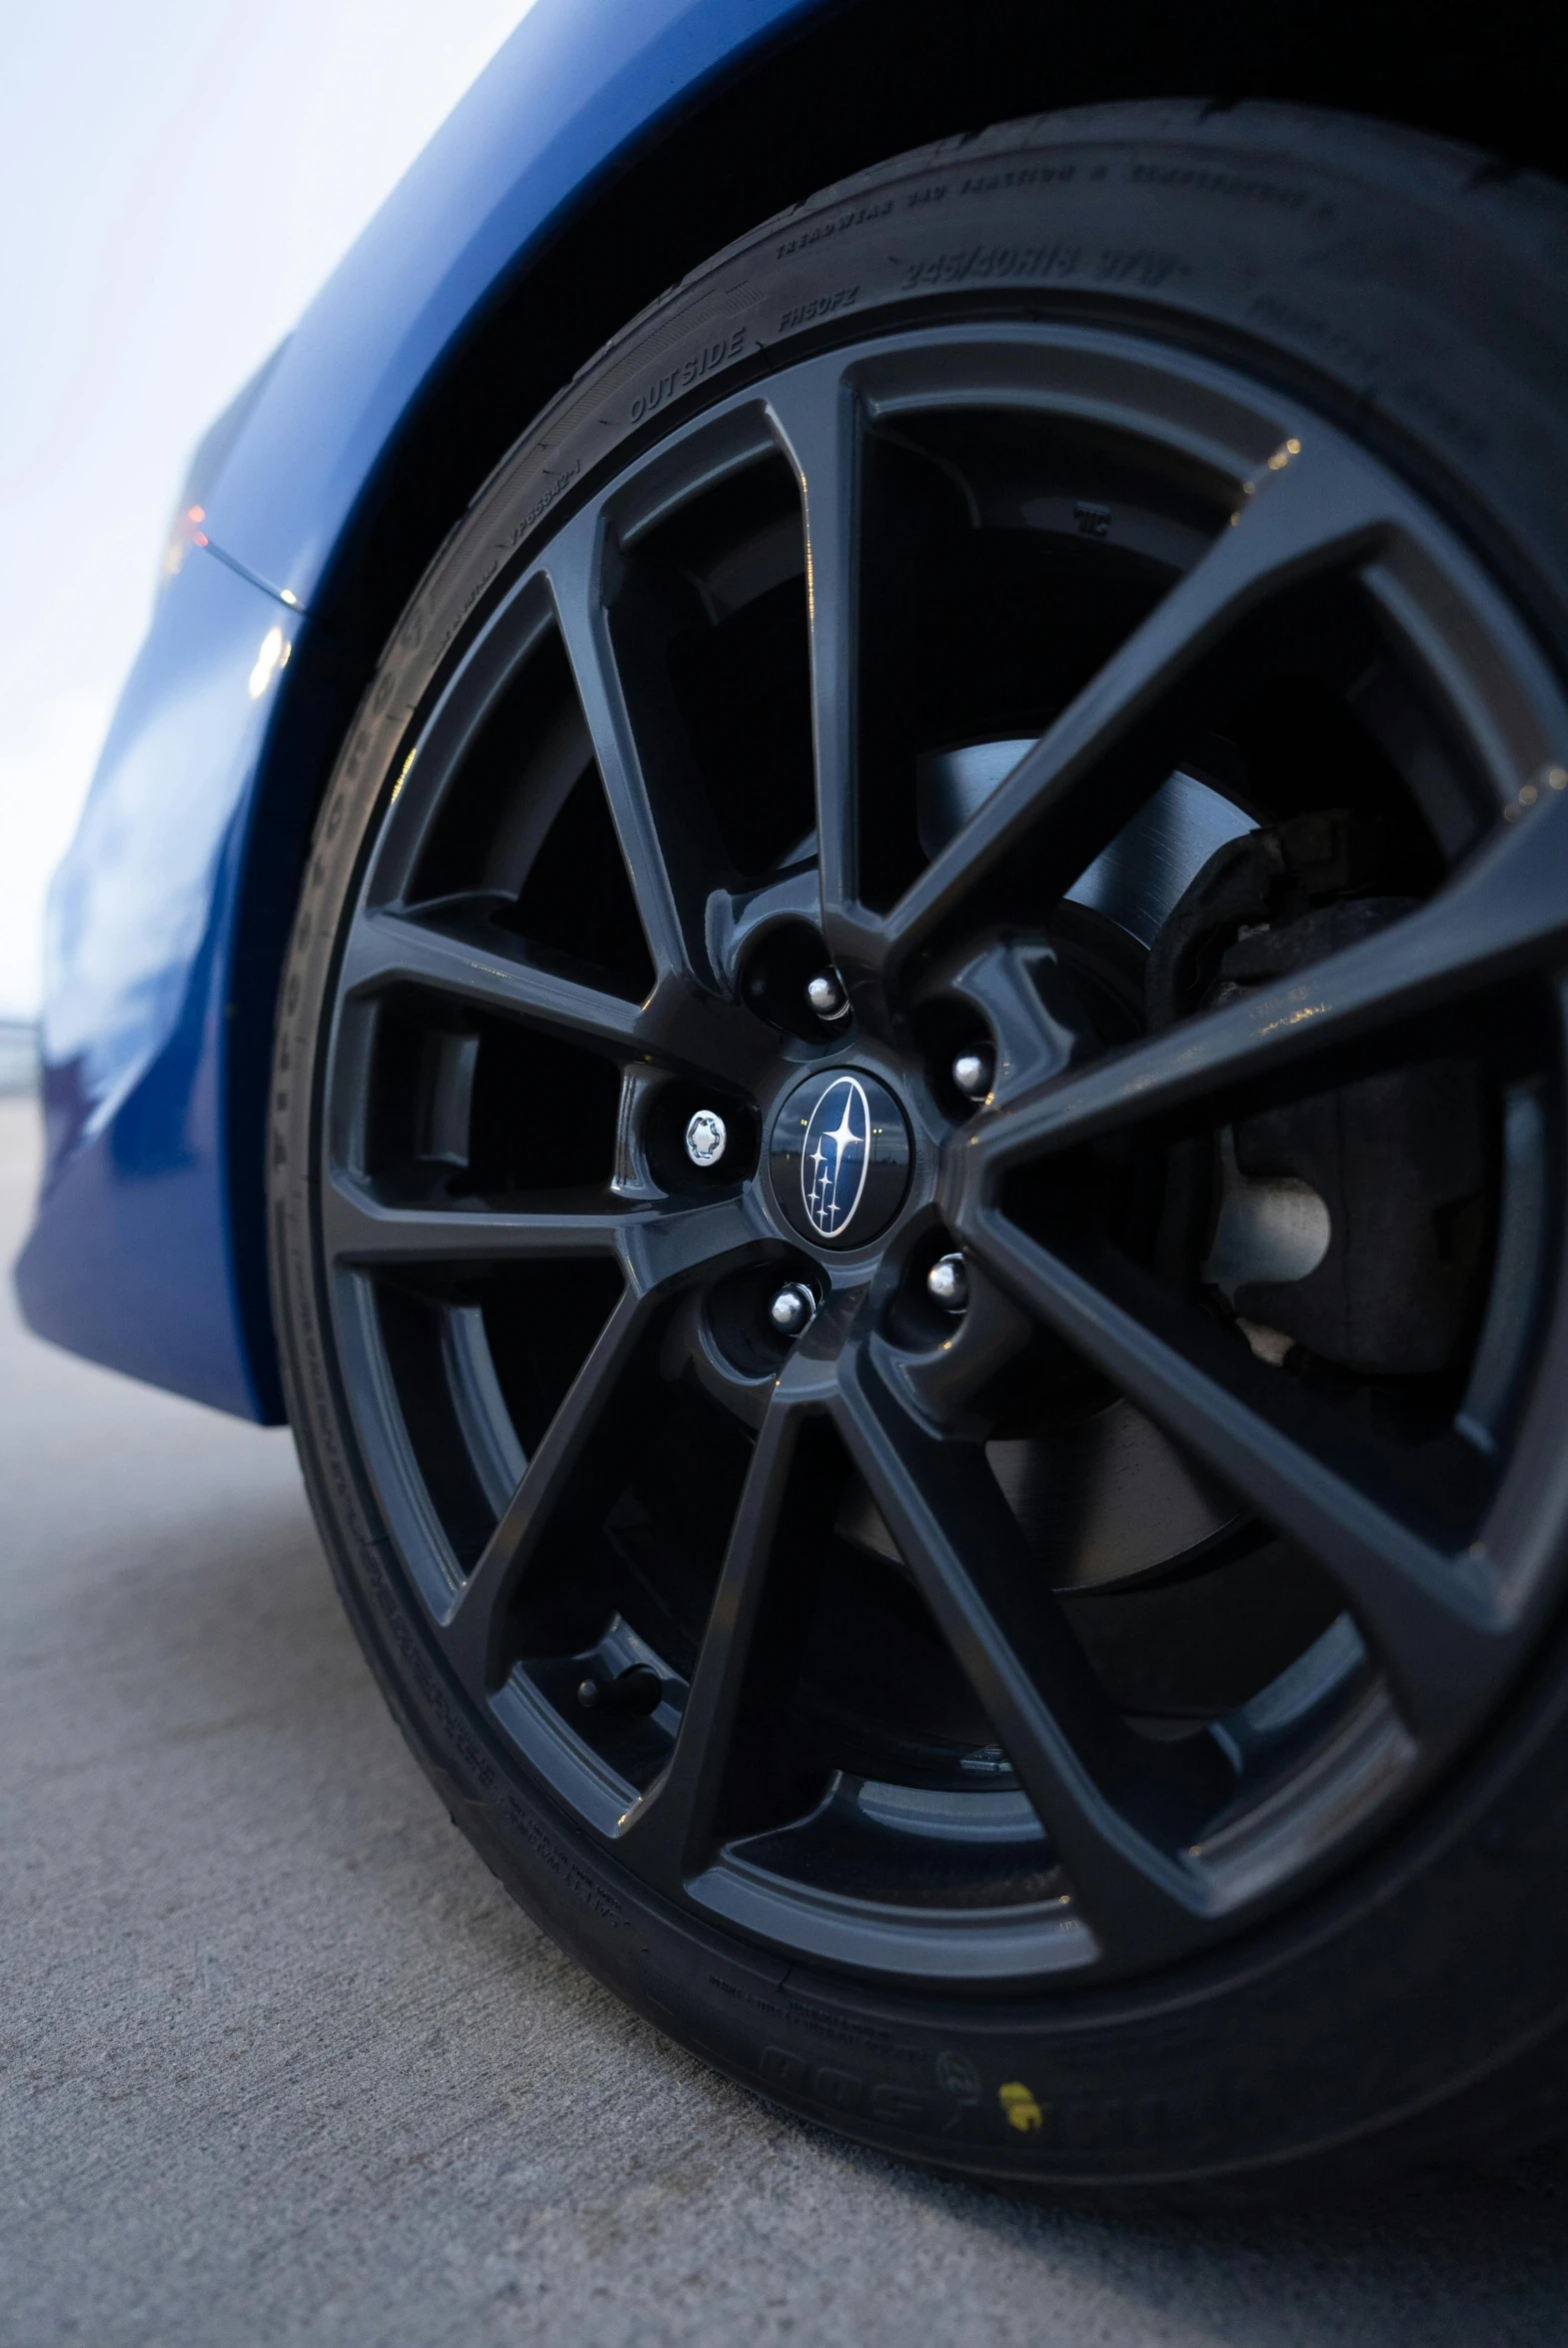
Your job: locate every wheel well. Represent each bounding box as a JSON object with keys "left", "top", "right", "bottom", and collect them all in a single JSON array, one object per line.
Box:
[{"left": 231, "top": 0, "right": 1566, "bottom": 1417}]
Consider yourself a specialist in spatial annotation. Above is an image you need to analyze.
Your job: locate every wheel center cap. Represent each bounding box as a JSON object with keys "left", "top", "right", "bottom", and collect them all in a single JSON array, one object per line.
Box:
[{"left": 768, "top": 1068, "right": 912, "bottom": 1249}]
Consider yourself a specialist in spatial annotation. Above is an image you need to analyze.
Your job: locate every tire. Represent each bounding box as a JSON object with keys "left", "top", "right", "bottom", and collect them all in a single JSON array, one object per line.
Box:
[{"left": 269, "top": 101, "right": 1568, "bottom": 2198}]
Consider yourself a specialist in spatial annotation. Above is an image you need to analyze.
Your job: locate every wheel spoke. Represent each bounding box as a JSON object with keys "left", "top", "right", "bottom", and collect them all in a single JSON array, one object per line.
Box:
[
  {"left": 430, "top": 1190, "right": 768, "bottom": 1687},
  {"left": 886, "top": 1258, "right": 1034, "bottom": 1432},
  {"left": 324, "top": 1174, "right": 635, "bottom": 1265},
  {"left": 617, "top": 1191, "right": 765, "bottom": 1298},
  {"left": 341, "top": 905, "right": 649, "bottom": 1050},
  {"left": 326, "top": 1174, "right": 758, "bottom": 1282},
  {"left": 441, "top": 1283, "right": 654, "bottom": 1689},
  {"left": 925, "top": 936, "right": 1096, "bottom": 1109},
  {"left": 709, "top": 864, "right": 822, "bottom": 1001},
  {"left": 543, "top": 506, "right": 697, "bottom": 987},
  {"left": 967, "top": 783, "right": 1568, "bottom": 1175},
  {"left": 832, "top": 1340, "right": 1225, "bottom": 1966},
  {"left": 964, "top": 1207, "right": 1520, "bottom": 1741},
  {"left": 882, "top": 438, "right": 1410, "bottom": 970},
  {"left": 764, "top": 359, "right": 874, "bottom": 975},
  {"left": 616, "top": 1388, "right": 805, "bottom": 1890},
  {"left": 343, "top": 899, "right": 759, "bottom": 1085}
]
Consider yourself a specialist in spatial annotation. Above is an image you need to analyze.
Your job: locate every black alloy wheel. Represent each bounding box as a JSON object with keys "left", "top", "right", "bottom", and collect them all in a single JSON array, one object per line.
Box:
[{"left": 271, "top": 105, "right": 1568, "bottom": 2194}]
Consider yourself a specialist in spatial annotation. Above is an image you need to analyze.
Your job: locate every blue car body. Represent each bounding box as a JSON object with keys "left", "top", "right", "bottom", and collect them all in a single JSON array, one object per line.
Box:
[
  {"left": 14, "top": 0, "right": 1560, "bottom": 1421},
  {"left": 14, "top": 0, "right": 821, "bottom": 1421}
]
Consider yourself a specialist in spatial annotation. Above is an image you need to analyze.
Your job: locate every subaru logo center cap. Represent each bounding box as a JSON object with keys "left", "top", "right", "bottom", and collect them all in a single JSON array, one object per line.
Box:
[{"left": 769, "top": 1069, "right": 912, "bottom": 1249}]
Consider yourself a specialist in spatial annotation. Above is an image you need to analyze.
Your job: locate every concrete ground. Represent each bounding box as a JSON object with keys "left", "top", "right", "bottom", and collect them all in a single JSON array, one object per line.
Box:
[{"left": 2, "top": 1094, "right": 1566, "bottom": 2348}]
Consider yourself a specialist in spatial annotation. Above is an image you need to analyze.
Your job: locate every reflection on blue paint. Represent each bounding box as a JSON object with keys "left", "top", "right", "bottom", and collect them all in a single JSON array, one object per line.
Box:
[
  {"left": 11, "top": 0, "right": 831, "bottom": 1419},
  {"left": 15, "top": 552, "right": 298, "bottom": 1417}
]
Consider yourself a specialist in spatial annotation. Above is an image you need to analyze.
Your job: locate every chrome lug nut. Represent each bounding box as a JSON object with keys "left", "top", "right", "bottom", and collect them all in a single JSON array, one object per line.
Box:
[
  {"left": 806, "top": 969, "right": 850, "bottom": 1023},
  {"left": 769, "top": 1279, "right": 816, "bottom": 1336},
  {"left": 926, "top": 1251, "right": 968, "bottom": 1312},
  {"left": 952, "top": 1046, "right": 993, "bottom": 1103},
  {"left": 684, "top": 1109, "right": 728, "bottom": 1168}
]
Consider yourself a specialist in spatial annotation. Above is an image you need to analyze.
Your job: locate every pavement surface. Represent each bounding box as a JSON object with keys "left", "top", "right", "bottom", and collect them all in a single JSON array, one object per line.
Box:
[{"left": 2, "top": 1092, "right": 1567, "bottom": 2348}]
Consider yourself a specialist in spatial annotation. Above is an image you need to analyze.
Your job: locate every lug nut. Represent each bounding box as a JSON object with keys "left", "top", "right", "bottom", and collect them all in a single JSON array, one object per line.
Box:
[
  {"left": 769, "top": 1279, "right": 816, "bottom": 1336},
  {"left": 806, "top": 969, "right": 850, "bottom": 1023},
  {"left": 952, "top": 1047, "right": 993, "bottom": 1103},
  {"left": 926, "top": 1252, "right": 968, "bottom": 1312},
  {"left": 685, "top": 1109, "right": 728, "bottom": 1168}
]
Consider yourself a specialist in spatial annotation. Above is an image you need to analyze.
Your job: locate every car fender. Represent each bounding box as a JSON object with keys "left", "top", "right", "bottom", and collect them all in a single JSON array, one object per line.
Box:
[{"left": 14, "top": 0, "right": 822, "bottom": 1416}]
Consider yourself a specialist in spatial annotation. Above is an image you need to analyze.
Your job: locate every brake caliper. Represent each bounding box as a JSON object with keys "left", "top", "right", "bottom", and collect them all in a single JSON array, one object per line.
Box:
[{"left": 1147, "top": 811, "right": 1487, "bottom": 1375}]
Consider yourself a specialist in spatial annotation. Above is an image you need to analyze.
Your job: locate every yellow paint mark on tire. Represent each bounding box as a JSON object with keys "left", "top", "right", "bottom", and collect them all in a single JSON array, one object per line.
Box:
[{"left": 998, "top": 2081, "right": 1043, "bottom": 2133}]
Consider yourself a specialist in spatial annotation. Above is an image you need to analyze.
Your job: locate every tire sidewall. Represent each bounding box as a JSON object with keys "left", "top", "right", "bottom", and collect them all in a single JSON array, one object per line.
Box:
[{"left": 269, "top": 101, "right": 1568, "bottom": 2191}]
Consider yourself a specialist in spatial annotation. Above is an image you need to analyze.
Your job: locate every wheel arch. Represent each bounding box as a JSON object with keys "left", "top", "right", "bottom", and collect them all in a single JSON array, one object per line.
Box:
[{"left": 229, "top": 0, "right": 1565, "bottom": 1418}]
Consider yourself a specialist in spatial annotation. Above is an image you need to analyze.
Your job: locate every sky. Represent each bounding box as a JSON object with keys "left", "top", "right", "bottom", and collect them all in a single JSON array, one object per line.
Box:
[{"left": 0, "top": 0, "right": 535, "bottom": 1020}]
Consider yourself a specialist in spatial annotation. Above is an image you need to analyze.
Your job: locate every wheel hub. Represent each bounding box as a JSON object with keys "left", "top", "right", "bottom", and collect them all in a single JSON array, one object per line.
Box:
[{"left": 767, "top": 1067, "right": 913, "bottom": 1249}]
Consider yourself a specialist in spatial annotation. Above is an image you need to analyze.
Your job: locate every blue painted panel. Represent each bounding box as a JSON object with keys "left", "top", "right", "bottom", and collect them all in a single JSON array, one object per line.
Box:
[
  {"left": 203, "top": 0, "right": 818, "bottom": 604},
  {"left": 14, "top": 552, "right": 302, "bottom": 1417},
  {"left": 14, "top": 0, "right": 821, "bottom": 1417}
]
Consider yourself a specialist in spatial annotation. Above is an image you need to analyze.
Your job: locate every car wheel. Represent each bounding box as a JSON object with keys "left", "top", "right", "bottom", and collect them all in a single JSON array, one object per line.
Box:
[{"left": 269, "top": 102, "right": 1568, "bottom": 2196}]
